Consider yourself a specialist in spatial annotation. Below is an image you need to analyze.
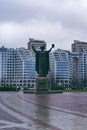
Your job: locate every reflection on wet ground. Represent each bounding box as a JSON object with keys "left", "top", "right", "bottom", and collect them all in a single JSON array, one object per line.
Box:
[{"left": 0, "top": 92, "right": 87, "bottom": 130}]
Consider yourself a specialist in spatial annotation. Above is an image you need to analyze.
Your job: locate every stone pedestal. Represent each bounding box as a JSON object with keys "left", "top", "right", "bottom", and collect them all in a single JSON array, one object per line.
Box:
[{"left": 36, "top": 77, "right": 49, "bottom": 92}]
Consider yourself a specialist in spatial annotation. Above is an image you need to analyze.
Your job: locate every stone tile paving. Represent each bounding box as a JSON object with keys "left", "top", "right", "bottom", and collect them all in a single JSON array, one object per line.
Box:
[
  {"left": 1, "top": 128, "right": 29, "bottom": 130},
  {"left": 17, "top": 92, "right": 87, "bottom": 130},
  {"left": 0, "top": 107, "right": 23, "bottom": 123},
  {"left": 23, "top": 92, "right": 87, "bottom": 113},
  {"left": 1, "top": 92, "right": 87, "bottom": 130},
  {"left": 0, "top": 93, "right": 63, "bottom": 130}
]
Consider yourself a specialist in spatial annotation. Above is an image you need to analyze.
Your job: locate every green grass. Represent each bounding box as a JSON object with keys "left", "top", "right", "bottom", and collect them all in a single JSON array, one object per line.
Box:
[
  {"left": 64, "top": 89, "right": 87, "bottom": 92},
  {"left": 0, "top": 87, "right": 20, "bottom": 91}
]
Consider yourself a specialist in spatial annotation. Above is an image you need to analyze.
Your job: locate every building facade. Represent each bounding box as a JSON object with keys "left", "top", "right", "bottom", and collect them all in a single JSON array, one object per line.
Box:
[
  {"left": 50, "top": 49, "right": 87, "bottom": 89},
  {"left": 50, "top": 49, "right": 72, "bottom": 89},
  {"left": 72, "top": 40, "right": 87, "bottom": 52},
  {"left": 0, "top": 46, "right": 36, "bottom": 88}
]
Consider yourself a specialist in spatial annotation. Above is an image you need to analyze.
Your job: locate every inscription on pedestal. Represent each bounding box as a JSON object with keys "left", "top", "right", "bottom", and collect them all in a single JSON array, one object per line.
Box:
[{"left": 36, "top": 77, "right": 49, "bottom": 91}]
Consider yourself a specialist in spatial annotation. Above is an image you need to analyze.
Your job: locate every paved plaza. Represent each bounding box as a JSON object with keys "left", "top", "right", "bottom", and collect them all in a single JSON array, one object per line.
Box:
[{"left": 0, "top": 92, "right": 87, "bottom": 130}]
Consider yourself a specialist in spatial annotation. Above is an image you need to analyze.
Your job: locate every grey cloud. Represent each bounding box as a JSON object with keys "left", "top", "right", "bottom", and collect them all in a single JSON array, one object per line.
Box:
[
  {"left": 0, "top": 0, "right": 87, "bottom": 29},
  {"left": 0, "top": 0, "right": 41, "bottom": 23},
  {"left": 0, "top": 0, "right": 87, "bottom": 50}
]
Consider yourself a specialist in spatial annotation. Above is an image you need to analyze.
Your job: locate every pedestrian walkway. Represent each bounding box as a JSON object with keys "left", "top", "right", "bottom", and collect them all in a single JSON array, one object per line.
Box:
[{"left": 0, "top": 92, "right": 87, "bottom": 130}]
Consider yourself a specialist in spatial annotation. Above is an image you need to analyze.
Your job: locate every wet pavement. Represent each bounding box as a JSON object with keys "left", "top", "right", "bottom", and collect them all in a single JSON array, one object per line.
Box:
[{"left": 0, "top": 92, "right": 87, "bottom": 130}]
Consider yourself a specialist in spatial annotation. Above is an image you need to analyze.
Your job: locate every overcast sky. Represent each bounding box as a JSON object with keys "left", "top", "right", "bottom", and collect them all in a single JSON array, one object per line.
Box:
[{"left": 0, "top": 0, "right": 87, "bottom": 50}]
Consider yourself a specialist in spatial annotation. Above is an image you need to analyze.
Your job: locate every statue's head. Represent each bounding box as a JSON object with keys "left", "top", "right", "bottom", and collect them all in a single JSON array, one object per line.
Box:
[{"left": 41, "top": 46, "right": 45, "bottom": 51}]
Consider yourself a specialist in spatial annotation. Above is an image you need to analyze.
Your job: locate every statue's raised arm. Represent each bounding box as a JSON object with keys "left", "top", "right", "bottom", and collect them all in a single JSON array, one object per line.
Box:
[{"left": 48, "top": 44, "right": 55, "bottom": 52}]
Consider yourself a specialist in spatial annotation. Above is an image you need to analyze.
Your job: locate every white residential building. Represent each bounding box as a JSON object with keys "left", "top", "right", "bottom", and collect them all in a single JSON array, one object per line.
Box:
[
  {"left": 50, "top": 49, "right": 87, "bottom": 89},
  {"left": 0, "top": 46, "right": 36, "bottom": 88}
]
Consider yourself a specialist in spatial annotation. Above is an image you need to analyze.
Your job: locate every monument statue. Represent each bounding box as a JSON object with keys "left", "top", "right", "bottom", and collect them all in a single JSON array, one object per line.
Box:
[{"left": 32, "top": 44, "right": 55, "bottom": 77}]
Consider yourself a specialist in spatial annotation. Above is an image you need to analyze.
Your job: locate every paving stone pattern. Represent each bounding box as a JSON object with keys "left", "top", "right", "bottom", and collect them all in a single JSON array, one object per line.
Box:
[
  {"left": 1, "top": 128, "right": 29, "bottom": 130},
  {"left": 0, "top": 107, "right": 23, "bottom": 123},
  {"left": 0, "top": 92, "right": 87, "bottom": 130},
  {"left": 23, "top": 93, "right": 87, "bottom": 113}
]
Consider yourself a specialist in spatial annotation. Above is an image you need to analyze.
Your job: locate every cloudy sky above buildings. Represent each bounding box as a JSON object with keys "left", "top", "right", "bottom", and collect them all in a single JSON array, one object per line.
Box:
[{"left": 0, "top": 0, "right": 87, "bottom": 50}]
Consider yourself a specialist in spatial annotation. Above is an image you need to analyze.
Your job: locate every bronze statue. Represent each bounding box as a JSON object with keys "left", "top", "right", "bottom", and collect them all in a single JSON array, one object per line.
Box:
[{"left": 32, "top": 44, "right": 55, "bottom": 77}]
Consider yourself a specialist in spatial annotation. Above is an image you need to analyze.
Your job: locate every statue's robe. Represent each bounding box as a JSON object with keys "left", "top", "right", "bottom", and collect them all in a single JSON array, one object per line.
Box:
[{"left": 35, "top": 51, "right": 49, "bottom": 77}]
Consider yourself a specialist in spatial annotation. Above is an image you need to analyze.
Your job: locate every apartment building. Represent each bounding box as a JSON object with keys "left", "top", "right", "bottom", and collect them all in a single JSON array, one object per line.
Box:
[
  {"left": 72, "top": 40, "right": 87, "bottom": 52},
  {"left": 50, "top": 49, "right": 87, "bottom": 89},
  {"left": 0, "top": 46, "right": 36, "bottom": 88}
]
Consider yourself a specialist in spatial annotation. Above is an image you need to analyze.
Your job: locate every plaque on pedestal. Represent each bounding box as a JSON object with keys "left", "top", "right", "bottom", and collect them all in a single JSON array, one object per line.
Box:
[{"left": 36, "top": 77, "right": 49, "bottom": 92}]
